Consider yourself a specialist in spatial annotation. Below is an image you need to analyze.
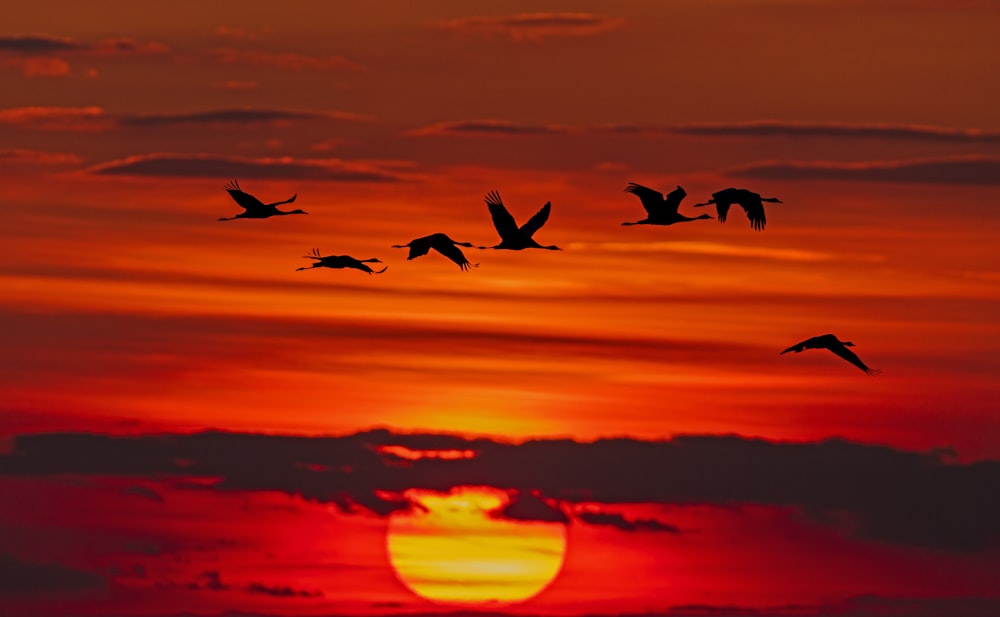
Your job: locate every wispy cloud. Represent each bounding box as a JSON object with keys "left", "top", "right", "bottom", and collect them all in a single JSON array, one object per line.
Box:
[
  {"left": 729, "top": 156, "right": 1000, "bottom": 185},
  {"left": 118, "top": 108, "right": 370, "bottom": 127},
  {"left": 88, "top": 153, "right": 411, "bottom": 182},
  {"left": 0, "top": 34, "right": 80, "bottom": 54},
  {"left": 0, "top": 106, "right": 367, "bottom": 131},
  {"left": 0, "top": 106, "right": 108, "bottom": 130},
  {"left": 568, "top": 241, "right": 853, "bottom": 263},
  {"left": 409, "top": 119, "right": 1000, "bottom": 143},
  {"left": 575, "top": 508, "right": 680, "bottom": 533},
  {"left": 671, "top": 120, "right": 1000, "bottom": 143},
  {"left": 4, "top": 430, "right": 998, "bottom": 551},
  {"left": 210, "top": 48, "right": 363, "bottom": 71},
  {"left": 438, "top": 12, "right": 625, "bottom": 41},
  {"left": 409, "top": 119, "right": 572, "bottom": 137},
  {"left": 0, "top": 148, "right": 83, "bottom": 165}
]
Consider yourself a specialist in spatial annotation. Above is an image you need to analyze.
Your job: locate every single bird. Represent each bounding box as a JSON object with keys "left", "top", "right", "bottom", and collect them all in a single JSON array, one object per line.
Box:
[
  {"left": 392, "top": 233, "right": 479, "bottom": 271},
  {"left": 694, "top": 188, "right": 781, "bottom": 231},
  {"left": 219, "top": 179, "right": 307, "bottom": 221},
  {"left": 481, "top": 190, "right": 560, "bottom": 251},
  {"left": 780, "top": 333, "right": 881, "bottom": 375},
  {"left": 296, "top": 248, "right": 387, "bottom": 275},
  {"left": 622, "top": 183, "right": 713, "bottom": 226}
]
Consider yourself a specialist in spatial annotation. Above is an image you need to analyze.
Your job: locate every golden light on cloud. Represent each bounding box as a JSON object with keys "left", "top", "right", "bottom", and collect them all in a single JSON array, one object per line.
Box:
[{"left": 387, "top": 487, "right": 567, "bottom": 605}]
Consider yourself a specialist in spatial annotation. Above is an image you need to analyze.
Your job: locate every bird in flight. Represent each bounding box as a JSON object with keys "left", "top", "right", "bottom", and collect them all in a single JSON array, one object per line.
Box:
[
  {"left": 694, "top": 188, "right": 781, "bottom": 231},
  {"left": 296, "top": 248, "right": 387, "bottom": 275},
  {"left": 622, "top": 183, "right": 713, "bottom": 226},
  {"left": 219, "top": 180, "right": 307, "bottom": 221},
  {"left": 781, "top": 334, "right": 881, "bottom": 375},
  {"left": 482, "top": 190, "right": 560, "bottom": 251},
  {"left": 392, "top": 233, "right": 479, "bottom": 271}
]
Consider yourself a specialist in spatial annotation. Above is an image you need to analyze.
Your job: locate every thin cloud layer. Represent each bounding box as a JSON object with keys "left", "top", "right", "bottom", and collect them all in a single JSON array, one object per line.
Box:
[
  {"left": 88, "top": 153, "right": 409, "bottom": 181},
  {"left": 0, "top": 34, "right": 81, "bottom": 54},
  {"left": 409, "top": 120, "right": 572, "bottom": 137},
  {"left": 438, "top": 13, "right": 625, "bottom": 41},
  {"left": 210, "top": 48, "right": 362, "bottom": 71},
  {"left": 0, "top": 33, "right": 168, "bottom": 56},
  {"left": 0, "top": 148, "right": 82, "bottom": 165},
  {"left": 0, "top": 106, "right": 366, "bottom": 131},
  {"left": 3, "top": 430, "right": 998, "bottom": 551},
  {"left": 730, "top": 157, "right": 1000, "bottom": 185},
  {"left": 672, "top": 121, "right": 1000, "bottom": 142}
]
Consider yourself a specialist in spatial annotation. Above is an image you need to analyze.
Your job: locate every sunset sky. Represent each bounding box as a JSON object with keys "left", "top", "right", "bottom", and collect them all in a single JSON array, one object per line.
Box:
[{"left": 2, "top": 1, "right": 999, "bottom": 616}]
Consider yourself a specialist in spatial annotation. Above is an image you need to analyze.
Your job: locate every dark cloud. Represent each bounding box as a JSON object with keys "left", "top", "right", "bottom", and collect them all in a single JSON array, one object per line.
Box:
[
  {"left": 0, "top": 34, "right": 80, "bottom": 54},
  {"left": 409, "top": 120, "right": 572, "bottom": 137},
  {"left": 0, "top": 34, "right": 168, "bottom": 57},
  {"left": 729, "top": 157, "right": 1000, "bottom": 185},
  {"left": 88, "top": 153, "right": 408, "bottom": 182},
  {"left": 575, "top": 509, "right": 680, "bottom": 533},
  {"left": 438, "top": 13, "right": 625, "bottom": 41},
  {"left": 671, "top": 121, "right": 1000, "bottom": 143},
  {"left": 491, "top": 491, "right": 570, "bottom": 523},
  {"left": 118, "top": 108, "right": 367, "bottom": 127},
  {"left": 187, "top": 570, "right": 227, "bottom": 591},
  {"left": 247, "top": 582, "right": 323, "bottom": 597},
  {"left": 3, "top": 430, "right": 999, "bottom": 551},
  {"left": 0, "top": 552, "right": 105, "bottom": 593},
  {"left": 121, "top": 485, "right": 165, "bottom": 502}
]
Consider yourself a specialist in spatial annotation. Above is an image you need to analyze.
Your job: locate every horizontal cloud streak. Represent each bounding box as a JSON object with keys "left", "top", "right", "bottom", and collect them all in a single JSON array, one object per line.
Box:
[
  {"left": 0, "top": 106, "right": 367, "bottom": 131},
  {"left": 409, "top": 119, "right": 1000, "bottom": 144},
  {"left": 3, "top": 430, "right": 998, "bottom": 551},
  {"left": 0, "top": 34, "right": 81, "bottom": 54},
  {"left": 438, "top": 13, "right": 625, "bottom": 41},
  {"left": 210, "top": 48, "right": 362, "bottom": 71},
  {"left": 672, "top": 121, "right": 1000, "bottom": 143},
  {"left": 88, "top": 153, "right": 409, "bottom": 181},
  {"left": 730, "top": 157, "right": 1000, "bottom": 185},
  {"left": 0, "top": 148, "right": 82, "bottom": 165},
  {"left": 409, "top": 119, "right": 572, "bottom": 137}
]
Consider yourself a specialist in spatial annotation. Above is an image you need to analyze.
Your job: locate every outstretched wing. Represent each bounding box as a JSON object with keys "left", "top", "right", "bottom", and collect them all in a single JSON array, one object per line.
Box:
[
  {"left": 624, "top": 183, "right": 666, "bottom": 216},
  {"left": 519, "top": 202, "right": 551, "bottom": 239},
  {"left": 485, "top": 191, "right": 520, "bottom": 243},
  {"left": 224, "top": 180, "right": 266, "bottom": 211},
  {"left": 433, "top": 241, "right": 474, "bottom": 271},
  {"left": 739, "top": 193, "right": 767, "bottom": 231},
  {"left": 780, "top": 334, "right": 832, "bottom": 354},
  {"left": 827, "top": 344, "right": 880, "bottom": 375}
]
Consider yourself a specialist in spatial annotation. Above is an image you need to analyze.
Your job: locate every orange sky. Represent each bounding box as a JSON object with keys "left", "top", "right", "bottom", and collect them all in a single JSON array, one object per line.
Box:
[{"left": 1, "top": 2, "right": 999, "bottom": 616}]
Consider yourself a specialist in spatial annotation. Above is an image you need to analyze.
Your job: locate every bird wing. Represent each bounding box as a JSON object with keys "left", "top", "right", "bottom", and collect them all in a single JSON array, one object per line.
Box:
[
  {"left": 624, "top": 183, "right": 665, "bottom": 216},
  {"left": 485, "top": 191, "right": 521, "bottom": 242},
  {"left": 663, "top": 186, "right": 687, "bottom": 215},
  {"left": 827, "top": 343, "right": 878, "bottom": 375},
  {"left": 739, "top": 194, "right": 767, "bottom": 231},
  {"left": 518, "top": 202, "right": 551, "bottom": 238},
  {"left": 405, "top": 236, "right": 433, "bottom": 259},
  {"left": 780, "top": 334, "right": 830, "bottom": 354},
  {"left": 433, "top": 241, "right": 473, "bottom": 270},
  {"left": 224, "top": 181, "right": 266, "bottom": 211}
]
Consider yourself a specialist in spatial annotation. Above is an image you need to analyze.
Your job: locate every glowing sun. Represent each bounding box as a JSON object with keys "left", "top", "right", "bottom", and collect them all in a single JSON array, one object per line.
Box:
[{"left": 386, "top": 486, "right": 567, "bottom": 605}]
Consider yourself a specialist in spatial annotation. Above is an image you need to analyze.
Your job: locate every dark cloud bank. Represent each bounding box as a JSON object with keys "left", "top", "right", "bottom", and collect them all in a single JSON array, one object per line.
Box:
[{"left": 2, "top": 430, "right": 998, "bottom": 552}]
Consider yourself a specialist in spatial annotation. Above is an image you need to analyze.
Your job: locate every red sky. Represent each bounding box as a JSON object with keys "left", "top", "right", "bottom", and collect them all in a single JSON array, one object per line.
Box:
[{"left": 1, "top": 2, "right": 999, "bottom": 616}]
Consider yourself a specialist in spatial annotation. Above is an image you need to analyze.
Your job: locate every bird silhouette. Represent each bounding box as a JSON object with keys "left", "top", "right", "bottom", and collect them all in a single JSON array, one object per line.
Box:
[
  {"left": 622, "top": 183, "right": 713, "bottom": 226},
  {"left": 392, "top": 233, "right": 479, "bottom": 271},
  {"left": 694, "top": 188, "right": 781, "bottom": 231},
  {"left": 296, "top": 248, "right": 387, "bottom": 275},
  {"left": 219, "top": 180, "right": 307, "bottom": 221},
  {"left": 481, "top": 190, "right": 560, "bottom": 251},
  {"left": 780, "top": 333, "right": 881, "bottom": 375}
]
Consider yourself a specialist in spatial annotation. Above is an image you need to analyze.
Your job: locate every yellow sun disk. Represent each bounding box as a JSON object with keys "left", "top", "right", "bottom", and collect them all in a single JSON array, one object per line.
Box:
[{"left": 386, "top": 487, "right": 567, "bottom": 605}]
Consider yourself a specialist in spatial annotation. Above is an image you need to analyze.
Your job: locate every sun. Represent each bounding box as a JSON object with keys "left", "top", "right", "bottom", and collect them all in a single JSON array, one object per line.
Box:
[{"left": 386, "top": 486, "right": 567, "bottom": 605}]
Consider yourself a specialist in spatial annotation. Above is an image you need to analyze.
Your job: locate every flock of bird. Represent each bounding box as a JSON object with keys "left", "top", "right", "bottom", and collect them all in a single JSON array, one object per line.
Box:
[{"left": 218, "top": 179, "right": 880, "bottom": 376}]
